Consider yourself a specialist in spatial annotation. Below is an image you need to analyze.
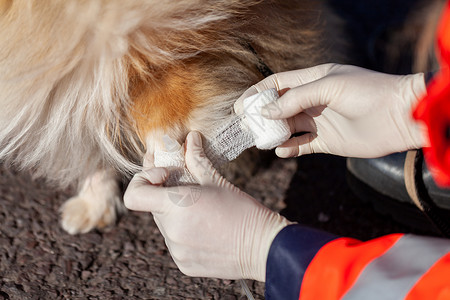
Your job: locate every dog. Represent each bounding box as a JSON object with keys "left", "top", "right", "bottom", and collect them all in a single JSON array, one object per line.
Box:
[{"left": 0, "top": 0, "right": 346, "bottom": 234}]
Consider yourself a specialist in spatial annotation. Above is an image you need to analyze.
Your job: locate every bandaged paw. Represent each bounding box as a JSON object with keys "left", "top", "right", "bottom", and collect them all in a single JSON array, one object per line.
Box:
[
  {"left": 153, "top": 89, "right": 290, "bottom": 187},
  {"left": 242, "top": 88, "right": 291, "bottom": 150},
  {"left": 154, "top": 135, "right": 196, "bottom": 186}
]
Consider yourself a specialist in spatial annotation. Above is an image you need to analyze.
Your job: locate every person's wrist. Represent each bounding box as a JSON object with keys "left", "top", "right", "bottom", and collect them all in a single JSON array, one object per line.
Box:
[
  {"left": 239, "top": 205, "right": 292, "bottom": 282},
  {"left": 399, "top": 72, "right": 430, "bottom": 149},
  {"left": 409, "top": 72, "right": 430, "bottom": 148}
]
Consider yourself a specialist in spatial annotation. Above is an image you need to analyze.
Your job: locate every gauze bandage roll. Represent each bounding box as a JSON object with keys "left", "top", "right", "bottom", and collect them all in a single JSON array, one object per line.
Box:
[
  {"left": 153, "top": 88, "right": 291, "bottom": 186},
  {"left": 242, "top": 88, "right": 291, "bottom": 150}
]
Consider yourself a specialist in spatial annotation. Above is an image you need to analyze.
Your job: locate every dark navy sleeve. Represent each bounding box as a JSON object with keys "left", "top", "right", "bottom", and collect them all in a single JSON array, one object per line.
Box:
[{"left": 264, "top": 224, "right": 339, "bottom": 300}]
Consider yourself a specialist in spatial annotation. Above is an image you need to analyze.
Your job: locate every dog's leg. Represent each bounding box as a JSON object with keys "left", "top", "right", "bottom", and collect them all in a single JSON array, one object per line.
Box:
[{"left": 60, "top": 170, "right": 125, "bottom": 235}]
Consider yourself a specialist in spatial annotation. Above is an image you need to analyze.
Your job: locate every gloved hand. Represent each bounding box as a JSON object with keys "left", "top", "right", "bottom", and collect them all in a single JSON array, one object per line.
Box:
[
  {"left": 124, "top": 131, "right": 292, "bottom": 282},
  {"left": 235, "top": 63, "right": 429, "bottom": 158}
]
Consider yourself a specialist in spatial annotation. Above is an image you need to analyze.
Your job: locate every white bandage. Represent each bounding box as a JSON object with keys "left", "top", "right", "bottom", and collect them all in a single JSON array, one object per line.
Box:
[
  {"left": 203, "top": 115, "right": 255, "bottom": 167},
  {"left": 242, "top": 88, "right": 291, "bottom": 150},
  {"left": 153, "top": 89, "right": 291, "bottom": 186}
]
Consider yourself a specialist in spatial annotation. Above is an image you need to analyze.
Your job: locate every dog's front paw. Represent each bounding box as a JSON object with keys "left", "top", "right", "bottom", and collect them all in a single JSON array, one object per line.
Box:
[
  {"left": 60, "top": 171, "right": 124, "bottom": 235},
  {"left": 60, "top": 195, "right": 118, "bottom": 235}
]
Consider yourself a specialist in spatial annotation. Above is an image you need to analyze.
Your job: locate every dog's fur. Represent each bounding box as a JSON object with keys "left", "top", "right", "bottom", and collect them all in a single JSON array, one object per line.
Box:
[{"left": 0, "top": 0, "right": 345, "bottom": 233}]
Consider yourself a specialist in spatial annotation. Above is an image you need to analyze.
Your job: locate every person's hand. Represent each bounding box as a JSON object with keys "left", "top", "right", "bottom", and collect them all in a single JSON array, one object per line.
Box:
[
  {"left": 124, "top": 131, "right": 291, "bottom": 282},
  {"left": 234, "top": 63, "right": 429, "bottom": 158}
]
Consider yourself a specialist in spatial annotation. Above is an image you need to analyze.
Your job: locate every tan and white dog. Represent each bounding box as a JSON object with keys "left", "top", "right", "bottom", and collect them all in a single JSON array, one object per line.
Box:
[{"left": 0, "top": 0, "right": 346, "bottom": 234}]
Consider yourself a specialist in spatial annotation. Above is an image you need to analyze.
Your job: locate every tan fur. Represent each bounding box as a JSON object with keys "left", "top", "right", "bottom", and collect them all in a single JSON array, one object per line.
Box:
[
  {"left": 130, "top": 61, "right": 212, "bottom": 142},
  {"left": 0, "top": 0, "right": 343, "bottom": 233}
]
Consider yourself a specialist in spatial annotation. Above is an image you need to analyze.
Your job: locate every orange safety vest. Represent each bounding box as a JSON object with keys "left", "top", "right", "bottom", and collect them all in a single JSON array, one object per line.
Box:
[{"left": 299, "top": 234, "right": 450, "bottom": 299}]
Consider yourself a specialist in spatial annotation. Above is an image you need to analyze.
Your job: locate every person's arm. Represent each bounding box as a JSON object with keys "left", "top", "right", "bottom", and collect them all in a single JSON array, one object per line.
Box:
[
  {"left": 124, "top": 132, "right": 450, "bottom": 299},
  {"left": 234, "top": 64, "right": 429, "bottom": 159},
  {"left": 266, "top": 224, "right": 450, "bottom": 300},
  {"left": 124, "top": 131, "right": 292, "bottom": 282}
]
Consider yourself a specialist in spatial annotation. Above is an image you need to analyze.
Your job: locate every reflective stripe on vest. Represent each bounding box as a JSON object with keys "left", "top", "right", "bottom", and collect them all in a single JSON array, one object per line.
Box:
[{"left": 342, "top": 235, "right": 450, "bottom": 300}]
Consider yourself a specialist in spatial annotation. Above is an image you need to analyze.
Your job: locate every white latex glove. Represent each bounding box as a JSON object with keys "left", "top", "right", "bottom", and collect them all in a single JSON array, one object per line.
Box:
[
  {"left": 124, "top": 131, "right": 291, "bottom": 282},
  {"left": 234, "top": 63, "right": 429, "bottom": 158}
]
